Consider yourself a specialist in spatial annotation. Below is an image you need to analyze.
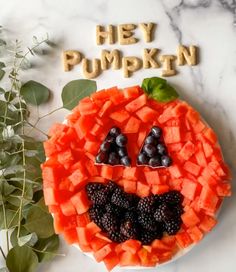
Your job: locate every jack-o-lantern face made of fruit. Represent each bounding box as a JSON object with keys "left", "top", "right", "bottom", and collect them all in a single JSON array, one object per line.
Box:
[{"left": 42, "top": 78, "right": 231, "bottom": 271}]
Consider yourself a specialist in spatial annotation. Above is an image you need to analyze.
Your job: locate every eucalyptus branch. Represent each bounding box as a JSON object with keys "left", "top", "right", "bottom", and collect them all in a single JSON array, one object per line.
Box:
[{"left": 0, "top": 246, "right": 6, "bottom": 260}]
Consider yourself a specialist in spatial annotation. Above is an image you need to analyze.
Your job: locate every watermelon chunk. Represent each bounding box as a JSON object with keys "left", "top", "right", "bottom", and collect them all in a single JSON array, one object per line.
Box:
[
  {"left": 110, "top": 109, "right": 130, "bottom": 123},
  {"left": 125, "top": 94, "right": 147, "bottom": 113},
  {"left": 179, "top": 141, "right": 195, "bottom": 160},
  {"left": 123, "top": 116, "right": 141, "bottom": 133},
  {"left": 163, "top": 127, "right": 182, "bottom": 144},
  {"left": 181, "top": 208, "right": 200, "bottom": 227},
  {"left": 70, "top": 190, "right": 90, "bottom": 214},
  {"left": 198, "top": 186, "right": 219, "bottom": 213},
  {"left": 119, "top": 251, "right": 140, "bottom": 266},
  {"left": 181, "top": 179, "right": 200, "bottom": 200},
  {"left": 183, "top": 161, "right": 201, "bottom": 176},
  {"left": 94, "top": 244, "right": 113, "bottom": 262},
  {"left": 122, "top": 239, "right": 141, "bottom": 254},
  {"left": 135, "top": 106, "right": 158, "bottom": 122}
]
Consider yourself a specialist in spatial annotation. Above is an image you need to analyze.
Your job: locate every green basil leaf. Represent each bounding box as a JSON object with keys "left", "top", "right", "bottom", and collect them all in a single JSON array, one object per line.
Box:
[
  {"left": 24, "top": 205, "right": 54, "bottom": 238},
  {"left": 62, "top": 79, "right": 97, "bottom": 110},
  {"left": 141, "top": 77, "right": 179, "bottom": 103},
  {"left": 6, "top": 246, "right": 38, "bottom": 272},
  {"left": 20, "top": 80, "right": 50, "bottom": 105},
  {"left": 33, "top": 234, "right": 59, "bottom": 262}
]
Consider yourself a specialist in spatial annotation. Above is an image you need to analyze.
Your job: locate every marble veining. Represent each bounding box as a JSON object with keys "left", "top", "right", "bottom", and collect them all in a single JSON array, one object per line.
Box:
[{"left": 0, "top": 0, "right": 236, "bottom": 271}]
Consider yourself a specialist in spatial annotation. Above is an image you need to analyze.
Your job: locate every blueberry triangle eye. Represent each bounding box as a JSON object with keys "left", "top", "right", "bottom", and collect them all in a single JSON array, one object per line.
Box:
[
  {"left": 137, "top": 126, "right": 172, "bottom": 168},
  {"left": 95, "top": 127, "right": 131, "bottom": 166}
]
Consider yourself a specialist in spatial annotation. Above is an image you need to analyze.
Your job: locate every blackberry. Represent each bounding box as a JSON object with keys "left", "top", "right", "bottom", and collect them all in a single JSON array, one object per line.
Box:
[
  {"left": 105, "top": 203, "right": 123, "bottom": 216},
  {"left": 86, "top": 183, "right": 105, "bottom": 199},
  {"left": 127, "top": 194, "right": 140, "bottom": 208},
  {"left": 101, "top": 212, "right": 118, "bottom": 233},
  {"left": 120, "top": 220, "right": 137, "bottom": 239},
  {"left": 172, "top": 205, "right": 184, "bottom": 217},
  {"left": 88, "top": 206, "right": 104, "bottom": 229},
  {"left": 137, "top": 195, "right": 155, "bottom": 213},
  {"left": 111, "top": 188, "right": 130, "bottom": 209},
  {"left": 108, "top": 231, "right": 126, "bottom": 243},
  {"left": 138, "top": 227, "right": 163, "bottom": 245},
  {"left": 154, "top": 203, "right": 173, "bottom": 222},
  {"left": 90, "top": 189, "right": 109, "bottom": 205},
  {"left": 162, "top": 191, "right": 183, "bottom": 205},
  {"left": 165, "top": 218, "right": 182, "bottom": 235},
  {"left": 138, "top": 213, "right": 157, "bottom": 231},
  {"left": 106, "top": 181, "right": 119, "bottom": 193},
  {"left": 124, "top": 210, "right": 137, "bottom": 222}
]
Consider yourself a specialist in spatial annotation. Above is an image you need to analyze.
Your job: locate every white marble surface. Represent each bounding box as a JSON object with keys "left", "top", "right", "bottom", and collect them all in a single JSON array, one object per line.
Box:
[{"left": 1, "top": 0, "right": 236, "bottom": 271}]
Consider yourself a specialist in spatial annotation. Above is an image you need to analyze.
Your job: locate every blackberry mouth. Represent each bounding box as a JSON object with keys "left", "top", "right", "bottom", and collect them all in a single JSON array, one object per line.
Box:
[{"left": 86, "top": 181, "right": 184, "bottom": 245}]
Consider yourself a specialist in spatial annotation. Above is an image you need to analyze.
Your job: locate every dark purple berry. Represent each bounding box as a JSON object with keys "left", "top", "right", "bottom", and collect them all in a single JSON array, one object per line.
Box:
[
  {"left": 149, "top": 156, "right": 161, "bottom": 167},
  {"left": 109, "top": 127, "right": 121, "bottom": 137},
  {"left": 116, "top": 134, "right": 127, "bottom": 147},
  {"left": 108, "top": 152, "right": 119, "bottom": 165},
  {"left": 95, "top": 151, "right": 108, "bottom": 163},
  {"left": 151, "top": 126, "right": 162, "bottom": 138},
  {"left": 137, "top": 152, "right": 149, "bottom": 165},
  {"left": 145, "top": 136, "right": 157, "bottom": 145},
  {"left": 100, "top": 141, "right": 111, "bottom": 152},
  {"left": 120, "top": 156, "right": 131, "bottom": 166},
  {"left": 157, "top": 143, "right": 167, "bottom": 155},
  {"left": 117, "top": 147, "right": 127, "bottom": 157},
  {"left": 161, "top": 155, "right": 172, "bottom": 167},
  {"left": 143, "top": 144, "right": 157, "bottom": 157}
]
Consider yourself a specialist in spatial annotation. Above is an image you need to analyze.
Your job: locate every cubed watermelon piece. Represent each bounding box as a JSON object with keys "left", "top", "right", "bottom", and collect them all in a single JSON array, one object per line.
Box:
[
  {"left": 186, "top": 109, "right": 200, "bottom": 124},
  {"left": 63, "top": 228, "right": 78, "bottom": 245},
  {"left": 192, "top": 120, "right": 206, "bottom": 133},
  {"left": 122, "top": 239, "right": 141, "bottom": 254},
  {"left": 78, "top": 97, "right": 99, "bottom": 115},
  {"left": 76, "top": 213, "right": 90, "bottom": 227},
  {"left": 198, "top": 186, "right": 219, "bottom": 213},
  {"left": 84, "top": 141, "right": 100, "bottom": 154},
  {"left": 136, "top": 182, "right": 150, "bottom": 197},
  {"left": 163, "top": 127, "right": 182, "bottom": 144},
  {"left": 181, "top": 179, "right": 200, "bottom": 200},
  {"left": 179, "top": 141, "right": 195, "bottom": 160},
  {"left": 98, "top": 100, "right": 113, "bottom": 117},
  {"left": 216, "top": 183, "right": 231, "bottom": 197},
  {"left": 195, "top": 143, "right": 207, "bottom": 167},
  {"left": 123, "top": 86, "right": 140, "bottom": 99},
  {"left": 152, "top": 184, "right": 169, "bottom": 194},
  {"left": 168, "top": 164, "right": 183, "bottom": 178},
  {"left": 204, "top": 128, "right": 217, "bottom": 145},
  {"left": 110, "top": 109, "right": 130, "bottom": 123},
  {"left": 68, "top": 169, "right": 88, "bottom": 188},
  {"left": 70, "top": 190, "right": 90, "bottom": 214},
  {"left": 85, "top": 159, "right": 99, "bottom": 177},
  {"left": 144, "top": 171, "right": 161, "bottom": 185},
  {"left": 187, "top": 226, "right": 203, "bottom": 243},
  {"left": 43, "top": 188, "right": 58, "bottom": 205},
  {"left": 198, "top": 215, "right": 217, "bottom": 232},
  {"left": 100, "top": 165, "right": 113, "bottom": 180},
  {"left": 151, "top": 239, "right": 171, "bottom": 251},
  {"left": 183, "top": 161, "right": 201, "bottom": 176},
  {"left": 158, "top": 106, "right": 174, "bottom": 124},
  {"left": 135, "top": 106, "right": 158, "bottom": 122},
  {"left": 202, "top": 142, "right": 214, "bottom": 158},
  {"left": 77, "top": 227, "right": 90, "bottom": 245},
  {"left": 172, "top": 102, "right": 188, "bottom": 117},
  {"left": 86, "top": 222, "right": 101, "bottom": 237},
  {"left": 91, "top": 237, "right": 110, "bottom": 252},
  {"left": 137, "top": 128, "right": 147, "bottom": 148},
  {"left": 138, "top": 249, "right": 157, "bottom": 267},
  {"left": 123, "top": 116, "right": 141, "bottom": 133},
  {"left": 123, "top": 180, "right": 137, "bottom": 194},
  {"left": 125, "top": 94, "right": 147, "bottom": 113},
  {"left": 119, "top": 251, "right": 140, "bottom": 266},
  {"left": 176, "top": 232, "right": 192, "bottom": 248},
  {"left": 104, "top": 252, "right": 120, "bottom": 271},
  {"left": 94, "top": 244, "right": 113, "bottom": 262},
  {"left": 74, "top": 115, "right": 95, "bottom": 137},
  {"left": 61, "top": 200, "right": 77, "bottom": 216},
  {"left": 181, "top": 208, "right": 200, "bottom": 227}
]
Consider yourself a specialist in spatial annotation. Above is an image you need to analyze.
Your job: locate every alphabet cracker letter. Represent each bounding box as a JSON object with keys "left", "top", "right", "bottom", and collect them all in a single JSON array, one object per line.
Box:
[
  {"left": 177, "top": 45, "right": 197, "bottom": 66},
  {"left": 63, "top": 50, "right": 82, "bottom": 71}
]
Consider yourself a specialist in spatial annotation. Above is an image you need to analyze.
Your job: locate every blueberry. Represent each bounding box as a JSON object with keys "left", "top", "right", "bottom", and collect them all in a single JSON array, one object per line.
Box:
[
  {"left": 137, "top": 153, "right": 149, "bottom": 165},
  {"left": 109, "top": 127, "right": 121, "bottom": 137},
  {"left": 151, "top": 126, "right": 162, "bottom": 138},
  {"left": 108, "top": 152, "right": 120, "bottom": 165},
  {"left": 100, "top": 141, "right": 111, "bottom": 152},
  {"left": 157, "top": 143, "right": 166, "bottom": 155},
  {"left": 116, "top": 134, "right": 127, "bottom": 147},
  {"left": 149, "top": 156, "right": 161, "bottom": 167},
  {"left": 95, "top": 152, "right": 108, "bottom": 164},
  {"left": 143, "top": 144, "right": 157, "bottom": 157},
  {"left": 117, "top": 147, "right": 127, "bottom": 157},
  {"left": 120, "top": 156, "right": 131, "bottom": 166},
  {"left": 145, "top": 136, "right": 157, "bottom": 145},
  {"left": 161, "top": 155, "right": 172, "bottom": 167},
  {"left": 106, "top": 135, "right": 116, "bottom": 144}
]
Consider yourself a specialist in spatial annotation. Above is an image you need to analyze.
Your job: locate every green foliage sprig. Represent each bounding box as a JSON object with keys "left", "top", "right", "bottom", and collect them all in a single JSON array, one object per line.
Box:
[{"left": 0, "top": 26, "right": 98, "bottom": 272}]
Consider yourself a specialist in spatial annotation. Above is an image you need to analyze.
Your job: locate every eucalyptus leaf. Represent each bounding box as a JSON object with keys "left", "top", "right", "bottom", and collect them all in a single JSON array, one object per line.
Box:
[
  {"left": 61, "top": 79, "right": 97, "bottom": 110},
  {"left": 10, "top": 226, "right": 29, "bottom": 247},
  {"left": 33, "top": 234, "right": 59, "bottom": 262},
  {"left": 6, "top": 246, "right": 38, "bottom": 272},
  {"left": 0, "top": 62, "right": 5, "bottom": 80},
  {"left": 18, "top": 232, "right": 38, "bottom": 247},
  {"left": 20, "top": 80, "right": 50, "bottom": 105},
  {"left": 0, "top": 87, "right": 5, "bottom": 94},
  {"left": 24, "top": 205, "right": 54, "bottom": 238},
  {"left": 0, "top": 206, "right": 20, "bottom": 229}
]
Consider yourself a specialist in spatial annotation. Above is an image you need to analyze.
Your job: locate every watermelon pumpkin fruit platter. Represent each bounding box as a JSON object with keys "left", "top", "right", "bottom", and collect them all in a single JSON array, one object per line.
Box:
[{"left": 42, "top": 77, "right": 231, "bottom": 271}]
